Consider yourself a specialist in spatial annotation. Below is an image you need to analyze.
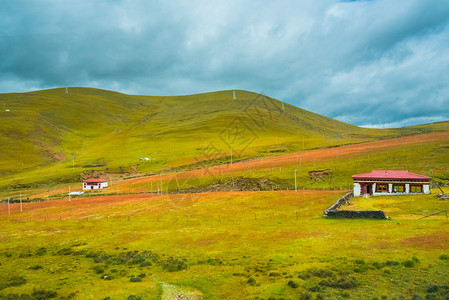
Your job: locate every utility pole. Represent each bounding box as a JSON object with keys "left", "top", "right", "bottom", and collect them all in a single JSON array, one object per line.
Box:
[
  {"left": 294, "top": 169, "right": 297, "bottom": 192},
  {"left": 230, "top": 146, "right": 233, "bottom": 167},
  {"left": 160, "top": 174, "right": 163, "bottom": 195}
]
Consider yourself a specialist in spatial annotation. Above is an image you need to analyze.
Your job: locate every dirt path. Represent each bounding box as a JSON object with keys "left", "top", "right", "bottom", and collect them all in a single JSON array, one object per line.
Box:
[{"left": 21, "top": 131, "right": 449, "bottom": 197}]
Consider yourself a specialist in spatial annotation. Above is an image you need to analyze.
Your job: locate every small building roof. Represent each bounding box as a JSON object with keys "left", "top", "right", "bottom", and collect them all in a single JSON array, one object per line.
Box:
[
  {"left": 83, "top": 179, "right": 108, "bottom": 183},
  {"left": 352, "top": 170, "right": 431, "bottom": 181}
]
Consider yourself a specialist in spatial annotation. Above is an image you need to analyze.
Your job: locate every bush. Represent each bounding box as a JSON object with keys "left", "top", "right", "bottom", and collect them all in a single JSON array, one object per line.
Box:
[
  {"left": 138, "top": 273, "right": 146, "bottom": 278},
  {"left": 57, "top": 248, "right": 73, "bottom": 256},
  {"left": 439, "top": 254, "right": 449, "bottom": 260},
  {"left": 127, "top": 296, "right": 141, "bottom": 300},
  {"left": 385, "top": 260, "right": 400, "bottom": 266},
  {"left": 247, "top": 277, "right": 256, "bottom": 286},
  {"left": 402, "top": 260, "right": 415, "bottom": 268},
  {"left": 412, "top": 257, "right": 420, "bottom": 264},
  {"left": 4, "top": 276, "right": 27, "bottom": 288},
  {"left": 130, "top": 277, "right": 142, "bottom": 282},
  {"left": 316, "top": 294, "right": 325, "bottom": 300},
  {"left": 101, "top": 274, "right": 114, "bottom": 280},
  {"left": 162, "top": 257, "right": 187, "bottom": 272},
  {"left": 309, "top": 285, "right": 321, "bottom": 292},
  {"left": 354, "top": 259, "right": 365, "bottom": 264},
  {"left": 320, "top": 277, "right": 358, "bottom": 289},
  {"left": 269, "top": 272, "right": 281, "bottom": 277},
  {"left": 372, "top": 262, "right": 385, "bottom": 269},
  {"left": 35, "top": 248, "right": 47, "bottom": 256},
  {"left": 94, "top": 265, "right": 104, "bottom": 274},
  {"left": 31, "top": 289, "right": 57, "bottom": 299},
  {"left": 427, "top": 285, "right": 439, "bottom": 293},
  {"left": 29, "top": 265, "right": 43, "bottom": 270},
  {"left": 287, "top": 280, "right": 298, "bottom": 288},
  {"left": 311, "top": 269, "right": 334, "bottom": 278},
  {"left": 299, "top": 292, "right": 312, "bottom": 300}
]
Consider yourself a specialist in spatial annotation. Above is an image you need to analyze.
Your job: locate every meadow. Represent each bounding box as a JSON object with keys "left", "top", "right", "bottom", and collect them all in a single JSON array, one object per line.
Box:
[{"left": 1, "top": 189, "right": 448, "bottom": 299}]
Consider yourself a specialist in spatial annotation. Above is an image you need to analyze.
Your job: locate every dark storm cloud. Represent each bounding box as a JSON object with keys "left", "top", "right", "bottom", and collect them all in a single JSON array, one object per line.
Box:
[{"left": 1, "top": 0, "right": 449, "bottom": 127}]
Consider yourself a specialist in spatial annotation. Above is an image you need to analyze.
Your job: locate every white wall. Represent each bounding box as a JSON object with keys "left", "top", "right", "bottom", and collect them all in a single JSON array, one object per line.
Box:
[
  {"left": 353, "top": 183, "right": 361, "bottom": 196},
  {"left": 423, "top": 184, "right": 430, "bottom": 194}
]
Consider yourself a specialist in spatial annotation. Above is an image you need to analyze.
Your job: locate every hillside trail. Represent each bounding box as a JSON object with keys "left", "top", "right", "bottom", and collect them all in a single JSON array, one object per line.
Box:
[{"left": 122, "top": 131, "right": 449, "bottom": 186}]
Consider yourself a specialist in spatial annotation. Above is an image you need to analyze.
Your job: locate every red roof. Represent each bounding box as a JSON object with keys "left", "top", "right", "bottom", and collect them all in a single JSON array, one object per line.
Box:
[
  {"left": 352, "top": 170, "right": 431, "bottom": 181},
  {"left": 83, "top": 179, "right": 107, "bottom": 183}
]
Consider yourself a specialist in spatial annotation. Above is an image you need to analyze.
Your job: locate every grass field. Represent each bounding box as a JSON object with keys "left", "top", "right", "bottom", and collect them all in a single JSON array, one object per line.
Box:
[
  {"left": 1, "top": 190, "right": 448, "bottom": 299},
  {"left": 1, "top": 88, "right": 449, "bottom": 299}
]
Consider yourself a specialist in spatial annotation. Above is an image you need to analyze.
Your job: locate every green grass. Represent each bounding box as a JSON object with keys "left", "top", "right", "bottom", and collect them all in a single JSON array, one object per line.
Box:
[{"left": 0, "top": 191, "right": 448, "bottom": 299}]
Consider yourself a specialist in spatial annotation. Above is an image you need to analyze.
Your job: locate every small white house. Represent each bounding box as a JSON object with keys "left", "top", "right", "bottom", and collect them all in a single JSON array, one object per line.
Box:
[{"left": 83, "top": 179, "right": 108, "bottom": 190}]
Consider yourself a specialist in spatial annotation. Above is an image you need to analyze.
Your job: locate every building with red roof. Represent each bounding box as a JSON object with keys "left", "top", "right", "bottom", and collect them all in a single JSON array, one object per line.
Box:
[
  {"left": 352, "top": 170, "right": 431, "bottom": 196},
  {"left": 83, "top": 178, "right": 108, "bottom": 190}
]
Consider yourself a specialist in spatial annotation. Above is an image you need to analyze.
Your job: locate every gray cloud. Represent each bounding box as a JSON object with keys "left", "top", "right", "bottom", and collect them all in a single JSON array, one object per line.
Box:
[{"left": 1, "top": 0, "right": 449, "bottom": 127}]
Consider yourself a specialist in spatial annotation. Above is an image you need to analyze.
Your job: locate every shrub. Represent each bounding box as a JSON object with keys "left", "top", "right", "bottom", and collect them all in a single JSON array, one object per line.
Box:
[
  {"left": 287, "top": 280, "right": 298, "bottom": 288},
  {"left": 247, "top": 277, "right": 256, "bottom": 286},
  {"left": 316, "top": 294, "right": 325, "bottom": 300},
  {"left": 439, "top": 254, "right": 449, "bottom": 260},
  {"left": 127, "top": 296, "right": 141, "bottom": 300},
  {"left": 354, "top": 259, "right": 365, "bottom": 264},
  {"left": 8, "top": 276, "right": 27, "bottom": 287},
  {"left": 311, "top": 269, "right": 333, "bottom": 278},
  {"left": 35, "top": 248, "right": 47, "bottom": 256},
  {"left": 402, "top": 260, "right": 415, "bottom": 268},
  {"left": 162, "top": 257, "right": 187, "bottom": 272},
  {"left": 31, "top": 289, "right": 57, "bottom": 299},
  {"left": 321, "top": 277, "right": 358, "bottom": 289},
  {"left": 372, "top": 262, "right": 385, "bottom": 269},
  {"left": 309, "top": 285, "right": 321, "bottom": 292},
  {"left": 426, "top": 285, "right": 439, "bottom": 293},
  {"left": 299, "top": 292, "right": 312, "bottom": 300},
  {"left": 57, "top": 248, "right": 73, "bottom": 256},
  {"left": 269, "top": 272, "right": 281, "bottom": 277},
  {"left": 101, "top": 297, "right": 111, "bottom": 300},
  {"left": 138, "top": 273, "right": 146, "bottom": 278},
  {"left": 130, "top": 277, "right": 142, "bottom": 282},
  {"left": 101, "top": 275, "right": 114, "bottom": 280},
  {"left": 298, "top": 271, "right": 311, "bottom": 280},
  {"left": 411, "top": 295, "right": 424, "bottom": 300},
  {"left": 385, "top": 261, "right": 400, "bottom": 266},
  {"left": 29, "top": 265, "right": 43, "bottom": 270},
  {"left": 412, "top": 257, "right": 420, "bottom": 264},
  {"left": 94, "top": 265, "right": 104, "bottom": 274}
]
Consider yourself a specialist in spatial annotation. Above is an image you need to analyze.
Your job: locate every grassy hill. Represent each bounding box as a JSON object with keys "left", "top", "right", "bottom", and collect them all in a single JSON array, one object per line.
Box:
[{"left": 1, "top": 87, "right": 445, "bottom": 193}]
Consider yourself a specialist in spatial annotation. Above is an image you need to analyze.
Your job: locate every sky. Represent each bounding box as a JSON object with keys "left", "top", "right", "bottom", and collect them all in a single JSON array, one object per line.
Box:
[{"left": 1, "top": 0, "right": 449, "bottom": 128}]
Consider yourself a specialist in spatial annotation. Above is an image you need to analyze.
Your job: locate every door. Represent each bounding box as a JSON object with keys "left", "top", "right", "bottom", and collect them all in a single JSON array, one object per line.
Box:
[{"left": 367, "top": 184, "right": 372, "bottom": 195}]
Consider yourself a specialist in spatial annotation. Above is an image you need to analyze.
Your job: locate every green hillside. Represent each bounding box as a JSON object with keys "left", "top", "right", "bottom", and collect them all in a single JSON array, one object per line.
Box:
[{"left": 0, "top": 87, "right": 443, "bottom": 190}]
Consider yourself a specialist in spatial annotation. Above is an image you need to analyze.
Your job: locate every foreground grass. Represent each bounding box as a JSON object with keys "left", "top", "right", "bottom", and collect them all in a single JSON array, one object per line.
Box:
[{"left": 1, "top": 191, "right": 448, "bottom": 299}]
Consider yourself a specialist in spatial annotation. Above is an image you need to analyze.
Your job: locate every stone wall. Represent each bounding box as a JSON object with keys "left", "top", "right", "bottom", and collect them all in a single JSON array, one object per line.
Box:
[
  {"left": 323, "top": 192, "right": 388, "bottom": 219},
  {"left": 325, "top": 210, "right": 387, "bottom": 219}
]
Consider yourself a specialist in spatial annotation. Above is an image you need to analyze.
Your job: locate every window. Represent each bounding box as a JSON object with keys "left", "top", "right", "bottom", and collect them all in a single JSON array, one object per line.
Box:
[
  {"left": 393, "top": 184, "right": 405, "bottom": 193},
  {"left": 376, "top": 184, "right": 388, "bottom": 192},
  {"left": 410, "top": 185, "right": 422, "bottom": 193}
]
